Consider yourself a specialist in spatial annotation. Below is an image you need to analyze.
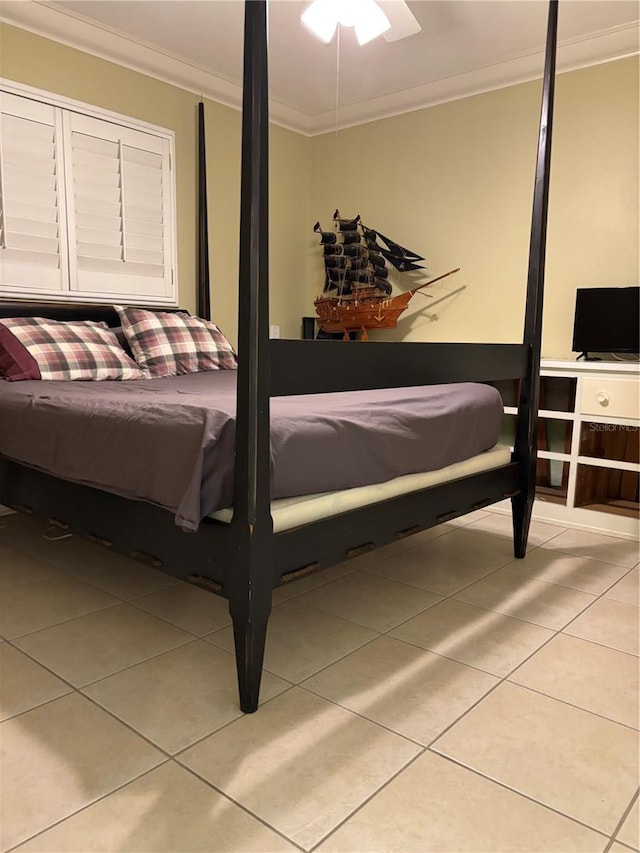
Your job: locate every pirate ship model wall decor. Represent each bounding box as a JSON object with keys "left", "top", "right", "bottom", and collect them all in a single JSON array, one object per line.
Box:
[{"left": 313, "top": 210, "right": 460, "bottom": 339}]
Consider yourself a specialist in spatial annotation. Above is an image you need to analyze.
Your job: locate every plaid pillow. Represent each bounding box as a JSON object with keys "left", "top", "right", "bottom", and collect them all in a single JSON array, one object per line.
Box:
[
  {"left": 0, "top": 318, "right": 145, "bottom": 381},
  {"left": 116, "top": 306, "right": 237, "bottom": 377}
]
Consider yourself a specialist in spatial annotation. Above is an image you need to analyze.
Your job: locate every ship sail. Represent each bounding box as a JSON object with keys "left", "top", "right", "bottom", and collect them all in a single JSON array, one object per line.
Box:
[
  {"left": 359, "top": 227, "right": 425, "bottom": 272},
  {"left": 313, "top": 210, "right": 460, "bottom": 340}
]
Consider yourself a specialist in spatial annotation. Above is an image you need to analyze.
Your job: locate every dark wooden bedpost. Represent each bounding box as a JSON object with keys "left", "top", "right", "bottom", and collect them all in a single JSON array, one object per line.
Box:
[
  {"left": 197, "top": 101, "right": 211, "bottom": 320},
  {"left": 512, "top": 0, "right": 558, "bottom": 558},
  {"left": 228, "top": 0, "right": 273, "bottom": 712}
]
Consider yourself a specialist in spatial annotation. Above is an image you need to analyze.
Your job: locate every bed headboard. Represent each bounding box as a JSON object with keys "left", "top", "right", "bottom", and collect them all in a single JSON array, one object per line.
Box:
[
  {"left": 0, "top": 303, "right": 188, "bottom": 325},
  {"left": 0, "top": 302, "right": 123, "bottom": 326}
]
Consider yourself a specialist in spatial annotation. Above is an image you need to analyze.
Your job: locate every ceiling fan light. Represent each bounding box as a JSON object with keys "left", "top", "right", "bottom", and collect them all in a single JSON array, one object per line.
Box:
[
  {"left": 301, "top": 0, "right": 340, "bottom": 43},
  {"left": 302, "top": 0, "right": 391, "bottom": 45},
  {"left": 352, "top": 0, "right": 391, "bottom": 45}
]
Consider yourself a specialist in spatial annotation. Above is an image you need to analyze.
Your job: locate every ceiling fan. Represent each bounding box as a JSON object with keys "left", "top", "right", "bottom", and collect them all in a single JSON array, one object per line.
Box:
[
  {"left": 377, "top": 1, "right": 422, "bottom": 42},
  {"left": 301, "top": 0, "right": 422, "bottom": 46}
]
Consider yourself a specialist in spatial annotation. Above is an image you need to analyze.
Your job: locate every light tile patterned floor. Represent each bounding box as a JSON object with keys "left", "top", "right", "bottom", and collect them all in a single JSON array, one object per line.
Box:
[{"left": 0, "top": 509, "right": 638, "bottom": 853}]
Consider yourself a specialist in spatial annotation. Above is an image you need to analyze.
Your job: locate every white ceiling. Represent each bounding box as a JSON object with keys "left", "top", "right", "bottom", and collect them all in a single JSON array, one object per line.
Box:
[{"left": 2, "top": 1, "right": 638, "bottom": 134}]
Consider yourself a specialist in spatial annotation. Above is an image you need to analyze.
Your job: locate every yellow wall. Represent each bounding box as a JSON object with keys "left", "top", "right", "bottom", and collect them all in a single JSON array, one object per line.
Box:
[
  {"left": 310, "top": 57, "right": 639, "bottom": 358},
  {"left": 2, "top": 19, "right": 637, "bottom": 357},
  {"left": 0, "top": 23, "right": 313, "bottom": 345}
]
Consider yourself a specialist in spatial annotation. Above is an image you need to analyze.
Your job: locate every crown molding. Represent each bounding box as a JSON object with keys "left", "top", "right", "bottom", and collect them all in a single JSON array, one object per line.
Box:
[
  {"left": 1, "top": 1, "right": 637, "bottom": 137},
  {"left": 0, "top": 0, "right": 314, "bottom": 135},
  {"left": 310, "top": 22, "right": 639, "bottom": 134}
]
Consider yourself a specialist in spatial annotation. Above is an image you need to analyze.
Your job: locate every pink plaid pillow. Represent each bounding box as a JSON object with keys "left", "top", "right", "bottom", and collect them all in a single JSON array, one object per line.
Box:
[
  {"left": 0, "top": 318, "right": 145, "bottom": 381},
  {"left": 116, "top": 306, "right": 237, "bottom": 378}
]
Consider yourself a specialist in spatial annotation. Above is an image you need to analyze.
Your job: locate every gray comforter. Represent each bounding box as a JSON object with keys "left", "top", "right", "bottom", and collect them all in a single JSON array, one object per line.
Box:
[{"left": 0, "top": 371, "right": 503, "bottom": 530}]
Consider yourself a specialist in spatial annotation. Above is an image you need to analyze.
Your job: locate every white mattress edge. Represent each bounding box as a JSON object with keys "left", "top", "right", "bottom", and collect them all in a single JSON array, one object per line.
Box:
[{"left": 210, "top": 444, "right": 512, "bottom": 533}]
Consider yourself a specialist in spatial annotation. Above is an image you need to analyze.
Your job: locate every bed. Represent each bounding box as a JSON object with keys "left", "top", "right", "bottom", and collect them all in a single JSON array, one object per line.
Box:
[
  {"left": 0, "top": 371, "right": 505, "bottom": 530},
  {"left": 0, "top": 0, "right": 558, "bottom": 712}
]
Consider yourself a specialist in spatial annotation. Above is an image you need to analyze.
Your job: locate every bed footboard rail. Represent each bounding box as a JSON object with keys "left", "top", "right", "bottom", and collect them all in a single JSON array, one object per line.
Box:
[
  {"left": 269, "top": 340, "right": 528, "bottom": 395},
  {"left": 272, "top": 463, "right": 521, "bottom": 586}
]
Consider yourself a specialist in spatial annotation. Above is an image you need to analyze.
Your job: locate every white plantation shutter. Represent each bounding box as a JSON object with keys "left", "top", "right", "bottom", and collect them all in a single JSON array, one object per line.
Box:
[
  {"left": 0, "top": 93, "right": 69, "bottom": 294},
  {"left": 0, "top": 82, "right": 177, "bottom": 305},
  {"left": 66, "top": 112, "right": 173, "bottom": 300}
]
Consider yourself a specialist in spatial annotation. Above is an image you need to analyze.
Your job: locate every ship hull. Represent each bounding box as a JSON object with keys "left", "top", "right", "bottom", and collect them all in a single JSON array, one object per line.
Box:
[{"left": 314, "top": 291, "right": 413, "bottom": 337}]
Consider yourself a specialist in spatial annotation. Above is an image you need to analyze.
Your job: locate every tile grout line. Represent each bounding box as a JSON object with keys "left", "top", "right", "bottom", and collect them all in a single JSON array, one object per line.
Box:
[
  {"left": 382, "top": 545, "right": 637, "bottom": 648},
  {"left": 168, "top": 681, "right": 428, "bottom": 851},
  {"left": 0, "top": 681, "right": 627, "bottom": 853},
  {"left": 1, "top": 515, "right": 633, "bottom": 643},
  {"left": 290, "top": 540, "right": 525, "bottom": 632},
  {"left": 1, "top": 528, "right": 182, "bottom": 600},
  {"left": 308, "top": 557, "right": 637, "bottom": 823},
  {"left": 425, "top": 750, "right": 614, "bottom": 841},
  {"left": 3, "top": 514, "right": 637, "bottom": 851},
  {"left": 3, "top": 678, "right": 305, "bottom": 850},
  {"left": 168, "top": 681, "right": 299, "bottom": 755},
  {"left": 5, "top": 538, "right": 256, "bottom": 664},
  {"left": 206, "top": 596, "right": 385, "bottom": 649},
  {"left": 76, "top": 636, "right": 204, "bottom": 691},
  {"left": 7, "top": 632, "right": 633, "bottom": 853},
  {"left": 4, "top": 520, "right": 634, "bottom": 704},
  {"left": 392, "top": 559, "right": 638, "bottom": 675},
  {"left": 305, "top": 748, "right": 428, "bottom": 853},
  {"left": 501, "top": 680, "right": 640, "bottom": 732},
  {"left": 1, "top": 760, "right": 174, "bottom": 853},
  {"left": 2, "top": 659, "right": 178, "bottom": 758},
  {"left": 293, "top": 607, "right": 635, "bottom": 847},
  {"left": 603, "top": 787, "right": 640, "bottom": 853},
  {"left": 5, "top": 518, "right": 632, "bottom": 643},
  {"left": 9, "top": 679, "right": 301, "bottom": 846},
  {"left": 1, "top": 600, "right": 122, "bottom": 644},
  {"left": 395, "top": 565, "right": 640, "bottom": 843},
  {"left": 4, "top": 525, "right": 632, "bottom": 732},
  {"left": 418, "top": 562, "right": 640, "bottom": 748},
  {"left": 359, "top": 544, "right": 635, "bottom": 607},
  {"left": 372, "top": 627, "right": 639, "bottom": 732},
  {"left": 4, "top": 631, "right": 204, "bottom": 716},
  {"left": 294, "top": 682, "right": 428, "bottom": 750},
  {"left": 168, "top": 758, "right": 309, "bottom": 853},
  {"left": 307, "top": 682, "right": 616, "bottom": 853},
  {"left": 274, "top": 522, "right": 556, "bottom": 607},
  {"left": 4, "top": 636, "right": 294, "bottom": 755},
  {"left": 287, "top": 632, "right": 386, "bottom": 686},
  {"left": 606, "top": 842, "right": 640, "bottom": 853},
  {"left": 357, "top": 556, "right": 630, "bottom": 702},
  {"left": 7, "top": 527, "right": 631, "bottom": 698}
]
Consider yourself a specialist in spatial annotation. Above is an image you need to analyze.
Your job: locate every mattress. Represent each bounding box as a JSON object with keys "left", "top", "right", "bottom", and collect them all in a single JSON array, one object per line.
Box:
[
  {"left": 0, "top": 371, "right": 504, "bottom": 531},
  {"left": 211, "top": 443, "right": 511, "bottom": 532}
]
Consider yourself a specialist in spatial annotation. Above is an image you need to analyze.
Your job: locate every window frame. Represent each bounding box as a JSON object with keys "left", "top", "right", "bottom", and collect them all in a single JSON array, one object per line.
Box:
[{"left": 0, "top": 79, "right": 179, "bottom": 307}]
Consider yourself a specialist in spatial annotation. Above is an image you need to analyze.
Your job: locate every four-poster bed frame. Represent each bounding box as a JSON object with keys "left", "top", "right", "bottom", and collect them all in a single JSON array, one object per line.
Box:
[{"left": 0, "top": 0, "right": 558, "bottom": 713}]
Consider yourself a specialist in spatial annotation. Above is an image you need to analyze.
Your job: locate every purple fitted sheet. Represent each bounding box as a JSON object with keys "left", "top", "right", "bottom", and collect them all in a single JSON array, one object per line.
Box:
[{"left": 0, "top": 371, "right": 503, "bottom": 530}]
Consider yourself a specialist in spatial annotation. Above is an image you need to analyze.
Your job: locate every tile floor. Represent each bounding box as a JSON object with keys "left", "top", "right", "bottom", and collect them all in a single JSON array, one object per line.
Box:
[{"left": 0, "top": 508, "right": 638, "bottom": 852}]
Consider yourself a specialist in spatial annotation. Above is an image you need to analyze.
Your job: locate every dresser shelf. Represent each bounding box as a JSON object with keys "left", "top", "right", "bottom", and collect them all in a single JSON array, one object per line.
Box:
[{"left": 494, "top": 359, "right": 639, "bottom": 540}]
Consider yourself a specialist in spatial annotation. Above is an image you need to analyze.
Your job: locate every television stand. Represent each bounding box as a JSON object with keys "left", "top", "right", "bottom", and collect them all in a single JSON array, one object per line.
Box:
[{"left": 576, "top": 352, "right": 602, "bottom": 361}]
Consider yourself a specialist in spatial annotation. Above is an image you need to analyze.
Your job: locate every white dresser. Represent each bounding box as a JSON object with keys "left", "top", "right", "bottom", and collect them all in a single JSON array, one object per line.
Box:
[{"left": 496, "top": 359, "right": 639, "bottom": 540}]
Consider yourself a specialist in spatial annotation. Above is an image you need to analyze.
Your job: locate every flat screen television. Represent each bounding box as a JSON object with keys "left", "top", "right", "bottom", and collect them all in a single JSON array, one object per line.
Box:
[{"left": 572, "top": 287, "right": 640, "bottom": 356}]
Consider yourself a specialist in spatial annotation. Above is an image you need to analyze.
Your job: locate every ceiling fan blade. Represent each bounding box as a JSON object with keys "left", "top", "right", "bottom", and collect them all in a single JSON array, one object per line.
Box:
[{"left": 378, "top": 0, "right": 422, "bottom": 42}]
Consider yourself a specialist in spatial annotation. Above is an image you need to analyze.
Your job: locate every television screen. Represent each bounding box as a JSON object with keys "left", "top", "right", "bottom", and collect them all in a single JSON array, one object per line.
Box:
[{"left": 572, "top": 287, "right": 640, "bottom": 355}]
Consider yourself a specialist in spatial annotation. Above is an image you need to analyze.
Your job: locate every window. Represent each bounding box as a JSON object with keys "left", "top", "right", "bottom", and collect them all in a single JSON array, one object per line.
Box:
[{"left": 0, "top": 82, "right": 177, "bottom": 306}]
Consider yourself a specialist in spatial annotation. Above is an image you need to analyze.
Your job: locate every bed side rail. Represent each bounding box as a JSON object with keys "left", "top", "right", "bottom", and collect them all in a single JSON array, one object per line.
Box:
[{"left": 269, "top": 340, "right": 528, "bottom": 396}]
